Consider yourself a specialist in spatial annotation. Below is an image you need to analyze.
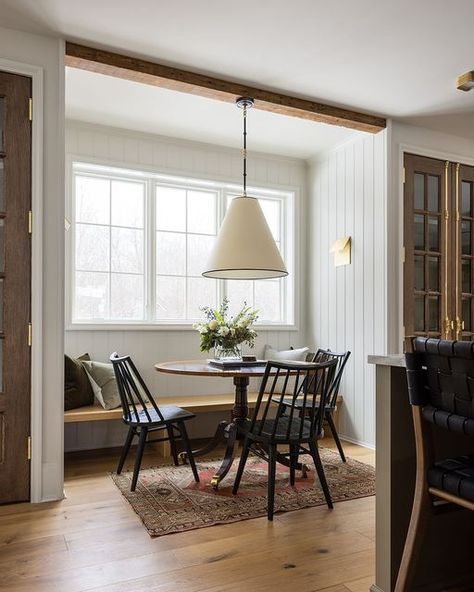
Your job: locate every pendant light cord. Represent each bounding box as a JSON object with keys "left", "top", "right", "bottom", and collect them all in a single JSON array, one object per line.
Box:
[
  {"left": 236, "top": 97, "right": 254, "bottom": 198},
  {"left": 242, "top": 104, "right": 247, "bottom": 197}
]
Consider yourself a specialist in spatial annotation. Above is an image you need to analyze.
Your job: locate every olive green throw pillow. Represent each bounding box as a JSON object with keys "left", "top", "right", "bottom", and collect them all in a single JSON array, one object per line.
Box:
[
  {"left": 64, "top": 353, "right": 94, "bottom": 410},
  {"left": 82, "top": 360, "right": 149, "bottom": 410},
  {"left": 82, "top": 360, "right": 122, "bottom": 410}
]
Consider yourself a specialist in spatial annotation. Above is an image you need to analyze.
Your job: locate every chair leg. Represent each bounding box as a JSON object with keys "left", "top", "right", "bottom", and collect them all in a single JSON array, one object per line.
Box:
[
  {"left": 325, "top": 410, "right": 346, "bottom": 462},
  {"left": 395, "top": 480, "right": 432, "bottom": 591},
  {"left": 267, "top": 444, "right": 277, "bottom": 521},
  {"left": 309, "top": 438, "right": 333, "bottom": 509},
  {"left": 167, "top": 425, "right": 179, "bottom": 466},
  {"left": 131, "top": 427, "right": 148, "bottom": 492},
  {"left": 289, "top": 443, "right": 298, "bottom": 486},
  {"left": 179, "top": 421, "right": 199, "bottom": 482},
  {"left": 117, "top": 426, "right": 135, "bottom": 474},
  {"left": 232, "top": 437, "right": 251, "bottom": 494}
]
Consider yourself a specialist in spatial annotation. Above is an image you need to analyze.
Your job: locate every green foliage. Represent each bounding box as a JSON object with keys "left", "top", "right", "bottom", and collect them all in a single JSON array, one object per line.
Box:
[{"left": 193, "top": 297, "right": 259, "bottom": 353}]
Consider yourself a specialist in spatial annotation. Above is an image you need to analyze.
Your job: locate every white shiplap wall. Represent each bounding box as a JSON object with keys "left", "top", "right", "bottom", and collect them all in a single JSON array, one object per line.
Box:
[
  {"left": 307, "top": 131, "right": 387, "bottom": 448},
  {"left": 65, "top": 121, "right": 308, "bottom": 451}
]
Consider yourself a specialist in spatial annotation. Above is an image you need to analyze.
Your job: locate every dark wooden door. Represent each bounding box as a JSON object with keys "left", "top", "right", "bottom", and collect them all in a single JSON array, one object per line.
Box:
[
  {"left": 404, "top": 154, "right": 450, "bottom": 340},
  {"left": 0, "top": 72, "right": 32, "bottom": 504}
]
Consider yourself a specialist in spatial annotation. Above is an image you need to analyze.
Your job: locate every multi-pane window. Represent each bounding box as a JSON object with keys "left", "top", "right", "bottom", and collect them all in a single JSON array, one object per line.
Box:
[
  {"left": 70, "top": 163, "right": 294, "bottom": 326},
  {"left": 74, "top": 175, "right": 146, "bottom": 321}
]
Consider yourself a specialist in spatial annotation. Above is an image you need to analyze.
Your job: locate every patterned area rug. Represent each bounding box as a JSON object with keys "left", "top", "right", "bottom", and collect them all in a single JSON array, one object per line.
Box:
[{"left": 111, "top": 448, "right": 375, "bottom": 537}]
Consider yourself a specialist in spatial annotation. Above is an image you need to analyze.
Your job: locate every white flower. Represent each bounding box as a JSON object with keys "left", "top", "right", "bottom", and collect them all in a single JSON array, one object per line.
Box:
[
  {"left": 209, "top": 319, "right": 219, "bottom": 331},
  {"left": 218, "top": 325, "right": 230, "bottom": 337},
  {"left": 199, "top": 326, "right": 208, "bottom": 334}
]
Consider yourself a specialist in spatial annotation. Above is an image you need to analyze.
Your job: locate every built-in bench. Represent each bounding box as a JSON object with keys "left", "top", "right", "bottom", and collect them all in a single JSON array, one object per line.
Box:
[{"left": 64, "top": 393, "right": 342, "bottom": 456}]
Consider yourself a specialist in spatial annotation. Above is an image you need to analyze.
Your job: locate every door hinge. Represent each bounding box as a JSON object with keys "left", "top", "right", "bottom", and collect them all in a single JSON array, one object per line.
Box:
[
  {"left": 402, "top": 167, "right": 406, "bottom": 184},
  {"left": 28, "top": 323, "right": 32, "bottom": 347},
  {"left": 28, "top": 210, "right": 32, "bottom": 234},
  {"left": 27, "top": 436, "right": 32, "bottom": 460},
  {"left": 401, "top": 246, "right": 405, "bottom": 263},
  {"left": 28, "top": 98, "right": 32, "bottom": 122}
]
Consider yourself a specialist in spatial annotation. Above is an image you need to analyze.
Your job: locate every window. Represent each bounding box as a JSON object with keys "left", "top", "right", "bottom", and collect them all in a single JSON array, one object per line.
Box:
[{"left": 69, "top": 162, "right": 295, "bottom": 327}]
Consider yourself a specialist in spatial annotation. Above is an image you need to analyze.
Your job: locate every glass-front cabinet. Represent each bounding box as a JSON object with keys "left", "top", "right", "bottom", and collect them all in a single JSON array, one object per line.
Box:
[{"left": 404, "top": 154, "right": 474, "bottom": 342}]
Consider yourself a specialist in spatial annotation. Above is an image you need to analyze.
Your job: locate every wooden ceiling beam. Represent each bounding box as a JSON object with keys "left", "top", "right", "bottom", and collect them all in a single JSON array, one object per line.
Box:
[{"left": 65, "top": 42, "right": 386, "bottom": 134}]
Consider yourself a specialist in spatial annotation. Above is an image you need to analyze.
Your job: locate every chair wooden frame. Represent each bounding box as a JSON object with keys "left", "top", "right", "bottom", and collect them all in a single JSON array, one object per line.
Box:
[
  {"left": 396, "top": 339, "right": 474, "bottom": 592},
  {"left": 274, "top": 349, "right": 350, "bottom": 462},
  {"left": 110, "top": 353, "right": 199, "bottom": 491},
  {"left": 233, "top": 358, "right": 338, "bottom": 520}
]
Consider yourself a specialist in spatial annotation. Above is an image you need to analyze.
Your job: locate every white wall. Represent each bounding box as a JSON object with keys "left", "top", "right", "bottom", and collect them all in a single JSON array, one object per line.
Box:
[
  {"left": 64, "top": 121, "right": 308, "bottom": 451},
  {"left": 0, "top": 27, "right": 65, "bottom": 501},
  {"left": 388, "top": 121, "right": 474, "bottom": 354},
  {"left": 307, "top": 131, "right": 387, "bottom": 448}
]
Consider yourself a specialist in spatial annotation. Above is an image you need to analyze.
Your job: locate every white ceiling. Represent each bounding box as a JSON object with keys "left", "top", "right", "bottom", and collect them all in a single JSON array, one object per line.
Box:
[
  {"left": 2, "top": 0, "right": 474, "bottom": 139},
  {"left": 65, "top": 67, "right": 356, "bottom": 159}
]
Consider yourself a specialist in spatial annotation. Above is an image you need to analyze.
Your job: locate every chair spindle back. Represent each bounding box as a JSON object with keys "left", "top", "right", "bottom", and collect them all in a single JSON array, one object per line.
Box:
[{"left": 110, "top": 353, "right": 164, "bottom": 424}]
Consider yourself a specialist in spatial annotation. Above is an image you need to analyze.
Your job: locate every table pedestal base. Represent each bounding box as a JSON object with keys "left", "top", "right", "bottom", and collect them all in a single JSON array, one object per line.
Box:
[{"left": 179, "top": 376, "right": 309, "bottom": 488}]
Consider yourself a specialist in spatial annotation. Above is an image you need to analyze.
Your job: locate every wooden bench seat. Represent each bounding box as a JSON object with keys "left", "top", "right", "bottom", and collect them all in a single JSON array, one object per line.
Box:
[
  {"left": 64, "top": 393, "right": 261, "bottom": 423},
  {"left": 64, "top": 393, "right": 342, "bottom": 457}
]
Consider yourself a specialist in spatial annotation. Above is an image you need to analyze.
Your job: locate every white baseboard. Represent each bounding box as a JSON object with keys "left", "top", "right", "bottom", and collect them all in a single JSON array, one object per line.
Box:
[{"left": 339, "top": 434, "right": 376, "bottom": 450}]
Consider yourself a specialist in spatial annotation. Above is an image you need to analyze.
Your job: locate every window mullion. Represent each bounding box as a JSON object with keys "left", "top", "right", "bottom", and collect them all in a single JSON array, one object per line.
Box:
[{"left": 147, "top": 179, "right": 155, "bottom": 322}]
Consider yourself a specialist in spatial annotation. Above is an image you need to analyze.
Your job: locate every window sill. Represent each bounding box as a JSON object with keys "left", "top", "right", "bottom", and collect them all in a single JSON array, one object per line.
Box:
[{"left": 65, "top": 322, "right": 299, "bottom": 332}]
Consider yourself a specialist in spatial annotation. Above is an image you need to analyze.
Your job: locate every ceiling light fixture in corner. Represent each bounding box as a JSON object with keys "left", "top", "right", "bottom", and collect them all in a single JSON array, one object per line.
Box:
[
  {"left": 202, "top": 97, "right": 288, "bottom": 280},
  {"left": 457, "top": 70, "right": 474, "bottom": 91}
]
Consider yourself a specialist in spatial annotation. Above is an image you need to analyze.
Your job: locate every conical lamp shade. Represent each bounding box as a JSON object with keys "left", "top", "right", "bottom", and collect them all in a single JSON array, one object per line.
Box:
[{"left": 202, "top": 196, "right": 288, "bottom": 279}]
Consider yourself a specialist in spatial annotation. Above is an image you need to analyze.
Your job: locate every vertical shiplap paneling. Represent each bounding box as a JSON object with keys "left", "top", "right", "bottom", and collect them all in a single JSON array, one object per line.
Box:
[
  {"left": 362, "top": 136, "right": 375, "bottom": 445},
  {"left": 65, "top": 121, "right": 307, "bottom": 451},
  {"left": 308, "top": 131, "right": 387, "bottom": 448}
]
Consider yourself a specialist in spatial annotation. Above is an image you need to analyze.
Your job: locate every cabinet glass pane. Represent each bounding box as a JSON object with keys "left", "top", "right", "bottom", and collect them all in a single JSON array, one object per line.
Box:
[
  {"left": 463, "top": 298, "right": 471, "bottom": 332},
  {"left": 0, "top": 159, "right": 4, "bottom": 212},
  {"left": 462, "top": 220, "right": 471, "bottom": 255},
  {"left": 414, "top": 255, "right": 424, "bottom": 290},
  {"left": 427, "top": 175, "right": 439, "bottom": 212},
  {"left": 0, "top": 97, "right": 4, "bottom": 153},
  {"left": 415, "top": 296, "right": 425, "bottom": 332},
  {"left": 462, "top": 181, "right": 472, "bottom": 217},
  {"left": 414, "top": 174, "right": 424, "bottom": 210},
  {"left": 462, "top": 259, "right": 471, "bottom": 294},
  {"left": 414, "top": 215, "right": 425, "bottom": 250},
  {"left": 428, "top": 296, "right": 439, "bottom": 331},
  {"left": 428, "top": 257, "right": 439, "bottom": 292},
  {"left": 428, "top": 217, "right": 439, "bottom": 252}
]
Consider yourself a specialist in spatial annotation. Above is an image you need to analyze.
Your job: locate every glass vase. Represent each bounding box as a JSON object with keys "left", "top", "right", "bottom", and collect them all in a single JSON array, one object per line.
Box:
[{"left": 214, "top": 344, "right": 242, "bottom": 360}]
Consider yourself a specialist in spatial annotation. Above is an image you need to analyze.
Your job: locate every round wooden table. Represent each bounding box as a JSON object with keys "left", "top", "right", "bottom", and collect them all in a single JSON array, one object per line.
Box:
[{"left": 155, "top": 360, "right": 304, "bottom": 488}]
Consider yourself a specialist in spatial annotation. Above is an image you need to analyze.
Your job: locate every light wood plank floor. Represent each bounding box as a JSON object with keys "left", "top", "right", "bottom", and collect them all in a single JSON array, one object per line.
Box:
[{"left": 0, "top": 438, "right": 375, "bottom": 592}]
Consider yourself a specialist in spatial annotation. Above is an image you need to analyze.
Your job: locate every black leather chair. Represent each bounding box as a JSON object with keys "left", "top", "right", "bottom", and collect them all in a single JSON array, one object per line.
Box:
[
  {"left": 274, "top": 349, "right": 350, "bottom": 461},
  {"left": 396, "top": 337, "right": 474, "bottom": 591},
  {"left": 110, "top": 353, "right": 199, "bottom": 491},
  {"left": 233, "top": 358, "right": 338, "bottom": 520}
]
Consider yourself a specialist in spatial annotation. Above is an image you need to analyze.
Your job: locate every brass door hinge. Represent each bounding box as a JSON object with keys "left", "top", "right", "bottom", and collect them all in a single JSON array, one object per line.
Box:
[
  {"left": 28, "top": 323, "right": 32, "bottom": 347},
  {"left": 28, "top": 98, "right": 32, "bottom": 122},
  {"left": 402, "top": 167, "right": 406, "bottom": 184},
  {"left": 401, "top": 246, "right": 405, "bottom": 263},
  {"left": 28, "top": 210, "right": 32, "bottom": 234},
  {"left": 27, "top": 436, "right": 32, "bottom": 460}
]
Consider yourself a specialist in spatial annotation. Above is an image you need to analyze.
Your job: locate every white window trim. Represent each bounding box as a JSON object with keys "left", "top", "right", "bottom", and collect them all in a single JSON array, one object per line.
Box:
[{"left": 65, "top": 155, "right": 300, "bottom": 331}]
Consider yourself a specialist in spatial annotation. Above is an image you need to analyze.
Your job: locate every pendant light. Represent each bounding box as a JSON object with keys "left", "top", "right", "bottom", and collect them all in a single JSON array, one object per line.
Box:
[{"left": 202, "top": 97, "right": 288, "bottom": 280}]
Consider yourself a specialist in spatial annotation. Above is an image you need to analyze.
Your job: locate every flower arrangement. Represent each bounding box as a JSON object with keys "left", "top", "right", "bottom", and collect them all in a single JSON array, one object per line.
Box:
[{"left": 193, "top": 297, "right": 259, "bottom": 358}]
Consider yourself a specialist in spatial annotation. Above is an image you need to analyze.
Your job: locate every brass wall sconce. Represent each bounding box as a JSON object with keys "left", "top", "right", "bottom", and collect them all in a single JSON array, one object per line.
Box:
[{"left": 330, "top": 236, "right": 352, "bottom": 267}]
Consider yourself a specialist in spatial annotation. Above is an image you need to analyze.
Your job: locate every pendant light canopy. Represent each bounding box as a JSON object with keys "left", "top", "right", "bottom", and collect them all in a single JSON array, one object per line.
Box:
[{"left": 202, "top": 97, "right": 288, "bottom": 280}]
